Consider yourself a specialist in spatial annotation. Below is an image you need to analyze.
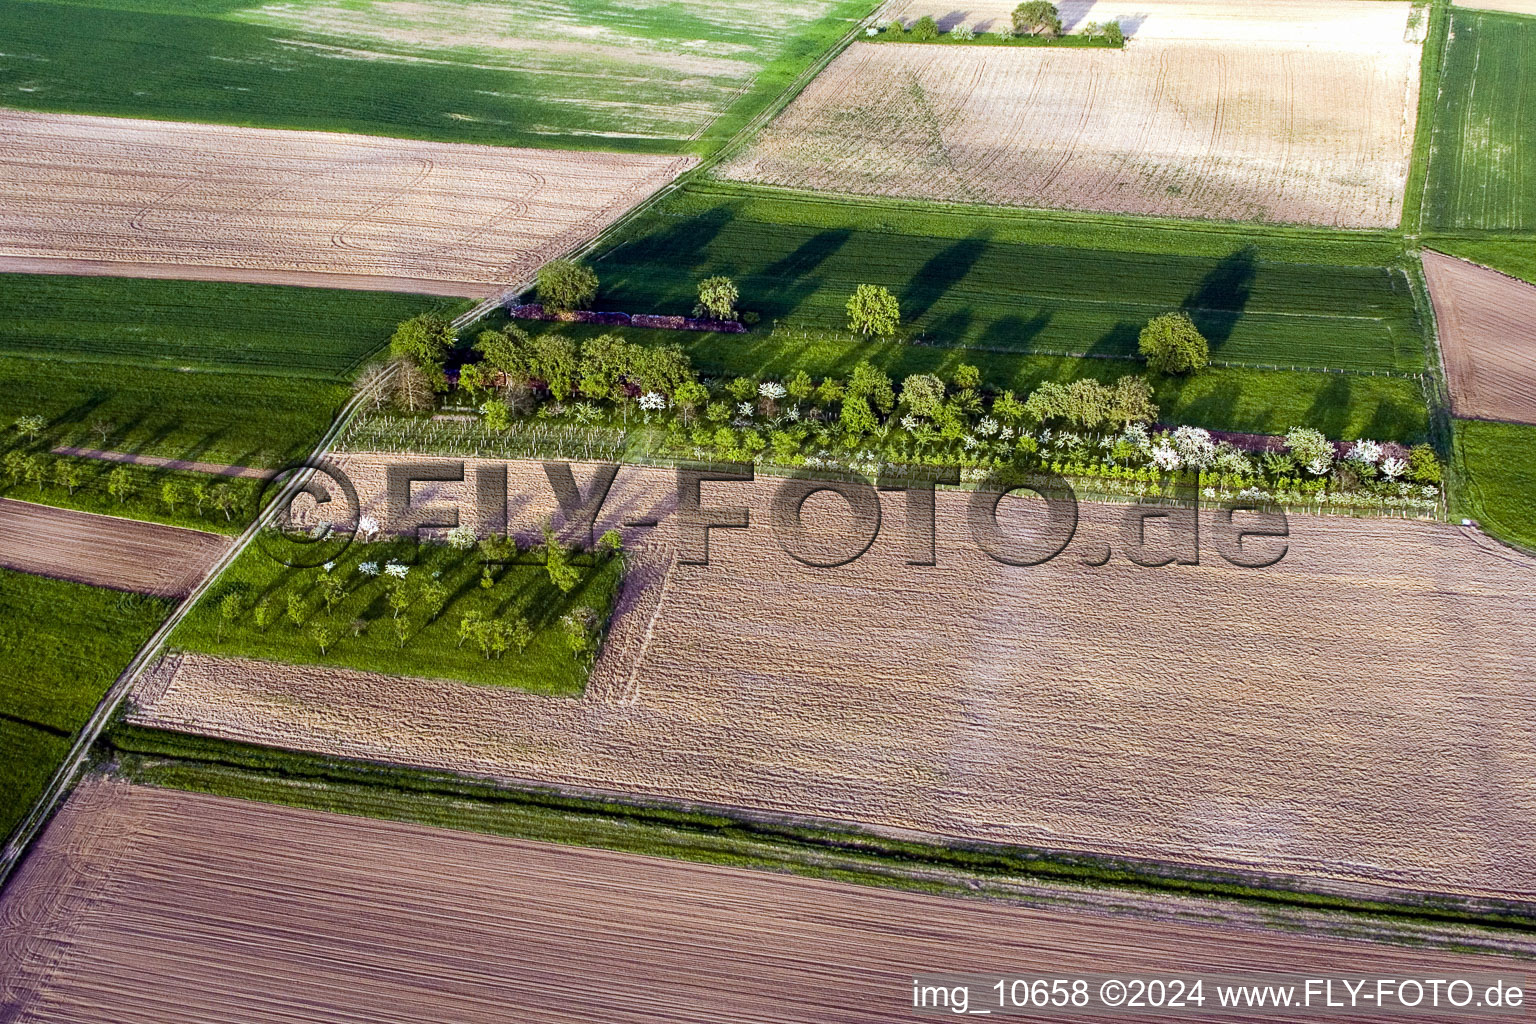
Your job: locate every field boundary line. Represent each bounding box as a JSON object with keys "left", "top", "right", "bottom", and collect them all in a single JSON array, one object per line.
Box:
[{"left": 0, "top": 366, "right": 396, "bottom": 889}]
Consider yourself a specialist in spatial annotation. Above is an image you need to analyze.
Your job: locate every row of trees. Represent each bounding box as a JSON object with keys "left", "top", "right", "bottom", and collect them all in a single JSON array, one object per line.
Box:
[
  {"left": 882, "top": 4, "right": 1123, "bottom": 45},
  {"left": 2, "top": 449, "right": 245, "bottom": 520},
  {"left": 537, "top": 260, "right": 743, "bottom": 322}
]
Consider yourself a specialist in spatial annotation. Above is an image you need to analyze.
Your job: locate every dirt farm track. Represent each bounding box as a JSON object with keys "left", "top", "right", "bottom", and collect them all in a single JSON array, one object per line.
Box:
[
  {"left": 134, "top": 458, "right": 1536, "bottom": 901},
  {"left": 1, "top": 780, "right": 1527, "bottom": 1024},
  {"left": 721, "top": 0, "right": 1422, "bottom": 227},
  {"left": 0, "top": 110, "right": 692, "bottom": 296},
  {"left": 0, "top": 498, "right": 228, "bottom": 598}
]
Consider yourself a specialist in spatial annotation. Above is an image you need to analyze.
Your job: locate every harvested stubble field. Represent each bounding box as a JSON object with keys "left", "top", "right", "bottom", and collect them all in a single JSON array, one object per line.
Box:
[
  {"left": 1, "top": 781, "right": 1528, "bottom": 1024},
  {"left": 1423, "top": 251, "right": 1536, "bottom": 424},
  {"left": 135, "top": 457, "right": 1536, "bottom": 900},
  {"left": 720, "top": 1, "right": 1422, "bottom": 227},
  {"left": 0, "top": 497, "right": 228, "bottom": 598},
  {"left": 0, "top": 111, "right": 692, "bottom": 296}
]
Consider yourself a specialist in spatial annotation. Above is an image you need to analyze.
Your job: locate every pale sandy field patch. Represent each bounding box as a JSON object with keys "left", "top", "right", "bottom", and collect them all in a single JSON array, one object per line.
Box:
[
  {"left": 0, "top": 110, "right": 692, "bottom": 296},
  {"left": 133, "top": 458, "right": 1536, "bottom": 900},
  {"left": 0, "top": 498, "right": 228, "bottom": 598},
  {"left": 1, "top": 780, "right": 1527, "bottom": 1024},
  {"left": 721, "top": 2, "right": 1421, "bottom": 227},
  {"left": 1450, "top": 0, "right": 1536, "bottom": 14},
  {"left": 1424, "top": 251, "right": 1536, "bottom": 424}
]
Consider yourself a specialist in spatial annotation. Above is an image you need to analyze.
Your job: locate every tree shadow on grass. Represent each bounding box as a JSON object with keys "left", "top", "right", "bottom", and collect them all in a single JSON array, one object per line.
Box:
[
  {"left": 976, "top": 310, "right": 1054, "bottom": 353},
  {"left": 900, "top": 236, "right": 989, "bottom": 324},
  {"left": 1183, "top": 245, "right": 1257, "bottom": 352}
]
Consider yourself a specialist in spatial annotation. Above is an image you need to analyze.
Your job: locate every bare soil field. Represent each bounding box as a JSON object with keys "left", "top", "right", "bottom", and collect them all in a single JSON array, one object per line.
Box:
[
  {"left": 0, "top": 110, "right": 692, "bottom": 296},
  {"left": 1, "top": 780, "right": 1527, "bottom": 1024},
  {"left": 0, "top": 498, "right": 228, "bottom": 598},
  {"left": 1424, "top": 250, "right": 1536, "bottom": 424},
  {"left": 133, "top": 457, "right": 1536, "bottom": 900},
  {"left": 720, "top": 2, "right": 1421, "bottom": 227},
  {"left": 1451, "top": 0, "right": 1536, "bottom": 13}
]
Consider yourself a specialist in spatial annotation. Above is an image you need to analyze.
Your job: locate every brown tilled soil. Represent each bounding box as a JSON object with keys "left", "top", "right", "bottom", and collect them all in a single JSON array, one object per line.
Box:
[
  {"left": 721, "top": 1, "right": 1421, "bottom": 227},
  {"left": 134, "top": 458, "right": 1536, "bottom": 900},
  {"left": 1423, "top": 251, "right": 1536, "bottom": 424},
  {"left": 0, "top": 497, "right": 229, "bottom": 598},
  {"left": 0, "top": 110, "right": 692, "bottom": 294},
  {"left": 1, "top": 780, "right": 1528, "bottom": 1024}
]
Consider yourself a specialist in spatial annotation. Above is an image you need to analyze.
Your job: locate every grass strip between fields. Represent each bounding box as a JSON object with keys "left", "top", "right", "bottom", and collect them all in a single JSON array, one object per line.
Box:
[
  {"left": 99, "top": 723, "right": 1536, "bottom": 937},
  {"left": 1452, "top": 418, "right": 1536, "bottom": 552},
  {"left": 0, "top": 571, "right": 169, "bottom": 839}
]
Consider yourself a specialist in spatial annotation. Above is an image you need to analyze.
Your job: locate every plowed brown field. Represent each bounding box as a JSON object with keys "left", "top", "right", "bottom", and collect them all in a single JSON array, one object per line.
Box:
[
  {"left": 719, "top": 1, "right": 1421, "bottom": 227},
  {"left": 0, "top": 780, "right": 1526, "bottom": 1024},
  {"left": 0, "top": 498, "right": 228, "bottom": 598},
  {"left": 1423, "top": 250, "right": 1536, "bottom": 423},
  {"left": 134, "top": 458, "right": 1536, "bottom": 900},
  {"left": 0, "top": 110, "right": 692, "bottom": 296}
]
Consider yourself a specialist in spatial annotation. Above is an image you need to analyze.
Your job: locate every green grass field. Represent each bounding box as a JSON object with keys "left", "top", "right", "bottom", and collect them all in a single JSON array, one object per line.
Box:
[
  {"left": 1453, "top": 418, "right": 1536, "bottom": 551},
  {"left": 173, "top": 538, "right": 624, "bottom": 694},
  {"left": 1422, "top": 9, "right": 1536, "bottom": 231},
  {"left": 0, "top": 459, "right": 260, "bottom": 534},
  {"left": 0, "top": 570, "right": 168, "bottom": 839},
  {"left": 0, "top": 356, "right": 350, "bottom": 468},
  {"left": 591, "top": 186, "right": 1427, "bottom": 374},
  {"left": 0, "top": 275, "right": 458, "bottom": 467},
  {"left": 0, "top": 274, "right": 448, "bottom": 377},
  {"left": 0, "top": 0, "right": 872, "bottom": 153}
]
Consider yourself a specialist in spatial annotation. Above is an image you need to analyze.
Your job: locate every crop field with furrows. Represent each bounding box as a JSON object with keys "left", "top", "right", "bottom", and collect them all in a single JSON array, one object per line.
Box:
[
  {"left": 1422, "top": 9, "right": 1536, "bottom": 230},
  {"left": 133, "top": 458, "right": 1536, "bottom": 900},
  {"left": 0, "top": 274, "right": 448, "bottom": 378},
  {"left": 719, "top": 1, "right": 1421, "bottom": 228},
  {"left": 2, "top": 781, "right": 1529, "bottom": 1024},
  {"left": 0, "top": 111, "right": 693, "bottom": 295},
  {"left": 0, "top": 0, "right": 870, "bottom": 152},
  {"left": 0, "top": 357, "right": 348, "bottom": 469},
  {"left": 597, "top": 194, "right": 1427, "bottom": 373},
  {"left": 1422, "top": 251, "right": 1536, "bottom": 424},
  {"left": 0, "top": 570, "right": 167, "bottom": 839},
  {"left": 0, "top": 499, "right": 228, "bottom": 597}
]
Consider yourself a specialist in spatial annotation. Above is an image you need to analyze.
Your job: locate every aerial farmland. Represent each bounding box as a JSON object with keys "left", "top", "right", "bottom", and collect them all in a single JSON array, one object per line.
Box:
[{"left": 2, "top": 0, "right": 1535, "bottom": 1019}]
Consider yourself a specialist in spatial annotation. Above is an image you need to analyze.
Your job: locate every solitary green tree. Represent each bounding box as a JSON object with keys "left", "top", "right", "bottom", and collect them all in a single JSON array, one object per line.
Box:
[
  {"left": 846, "top": 285, "right": 901, "bottom": 336},
  {"left": 543, "top": 526, "right": 581, "bottom": 593},
  {"left": 107, "top": 466, "right": 134, "bottom": 505},
  {"left": 389, "top": 313, "right": 456, "bottom": 373},
  {"left": 160, "top": 478, "right": 184, "bottom": 512},
  {"left": 1013, "top": 1, "right": 1062, "bottom": 35},
  {"left": 1138, "top": 312, "right": 1210, "bottom": 375},
  {"left": 254, "top": 597, "right": 277, "bottom": 633},
  {"left": 308, "top": 621, "right": 337, "bottom": 656},
  {"left": 1103, "top": 19, "right": 1124, "bottom": 46},
  {"left": 218, "top": 591, "right": 244, "bottom": 641},
  {"left": 694, "top": 276, "right": 739, "bottom": 321},
  {"left": 910, "top": 14, "right": 940, "bottom": 40},
  {"left": 13, "top": 414, "right": 45, "bottom": 441},
  {"left": 536, "top": 259, "right": 599, "bottom": 312},
  {"left": 53, "top": 460, "right": 84, "bottom": 496}
]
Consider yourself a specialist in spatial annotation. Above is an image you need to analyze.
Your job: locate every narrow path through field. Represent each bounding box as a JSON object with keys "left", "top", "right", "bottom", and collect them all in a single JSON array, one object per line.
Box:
[
  {"left": 51, "top": 448, "right": 274, "bottom": 481},
  {"left": 0, "top": 498, "right": 228, "bottom": 598}
]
